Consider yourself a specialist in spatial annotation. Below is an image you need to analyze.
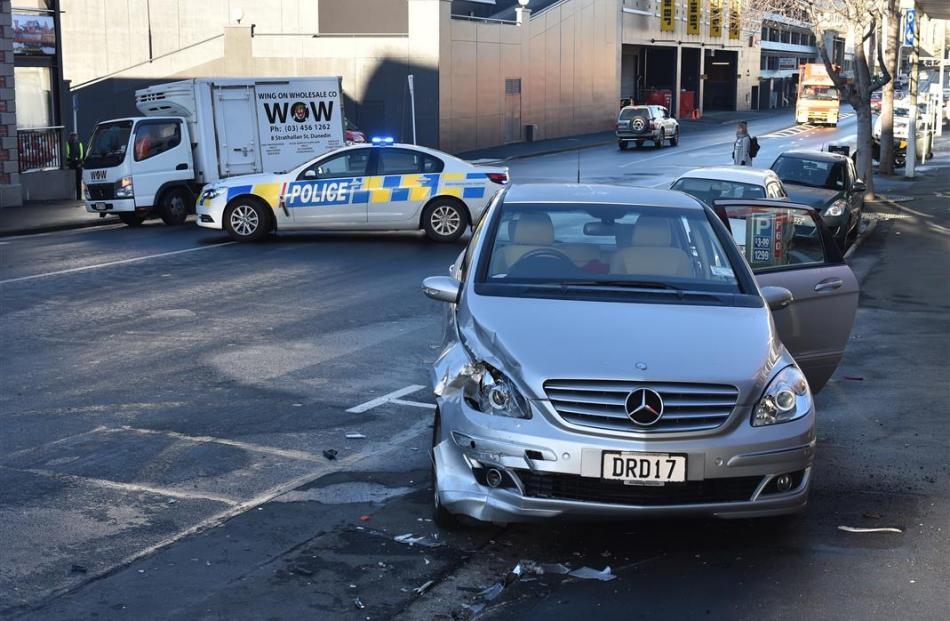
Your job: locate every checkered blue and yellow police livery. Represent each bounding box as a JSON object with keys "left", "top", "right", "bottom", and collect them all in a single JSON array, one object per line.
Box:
[{"left": 197, "top": 143, "right": 507, "bottom": 242}]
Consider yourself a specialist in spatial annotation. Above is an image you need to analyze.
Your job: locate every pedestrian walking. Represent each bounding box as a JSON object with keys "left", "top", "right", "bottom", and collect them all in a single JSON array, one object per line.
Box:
[
  {"left": 732, "top": 121, "right": 755, "bottom": 166},
  {"left": 65, "top": 132, "right": 85, "bottom": 200}
]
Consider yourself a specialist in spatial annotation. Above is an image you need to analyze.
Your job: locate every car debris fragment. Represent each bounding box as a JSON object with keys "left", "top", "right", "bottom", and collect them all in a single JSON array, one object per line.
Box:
[
  {"left": 838, "top": 525, "right": 903, "bottom": 534},
  {"left": 394, "top": 533, "right": 444, "bottom": 548},
  {"left": 322, "top": 449, "right": 338, "bottom": 460},
  {"left": 568, "top": 566, "right": 617, "bottom": 581},
  {"left": 345, "top": 433, "right": 367, "bottom": 439}
]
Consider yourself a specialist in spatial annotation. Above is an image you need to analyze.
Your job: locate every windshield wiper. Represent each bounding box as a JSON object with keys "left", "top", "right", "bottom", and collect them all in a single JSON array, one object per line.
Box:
[{"left": 557, "top": 279, "right": 683, "bottom": 290}]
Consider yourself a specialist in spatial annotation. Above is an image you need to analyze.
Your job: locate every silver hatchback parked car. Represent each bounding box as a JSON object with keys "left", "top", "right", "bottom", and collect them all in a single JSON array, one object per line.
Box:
[{"left": 422, "top": 184, "right": 858, "bottom": 525}]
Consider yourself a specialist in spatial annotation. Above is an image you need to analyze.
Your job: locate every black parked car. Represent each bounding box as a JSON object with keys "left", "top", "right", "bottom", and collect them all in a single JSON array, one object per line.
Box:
[{"left": 770, "top": 150, "right": 865, "bottom": 250}]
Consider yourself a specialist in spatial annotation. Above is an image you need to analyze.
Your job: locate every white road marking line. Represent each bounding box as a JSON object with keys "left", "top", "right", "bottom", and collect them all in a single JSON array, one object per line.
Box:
[
  {"left": 29, "top": 416, "right": 434, "bottom": 608},
  {"left": 108, "top": 426, "right": 327, "bottom": 463},
  {"left": 0, "top": 241, "right": 236, "bottom": 285},
  {"left": 4, "top": 466, "right": 239, "bottom": 506},
  {"left": 347, "top": 384, "right": 427, "bottom": 413},
  {"left": 389, "top": 398, "right": 437, "bottom": 410}
]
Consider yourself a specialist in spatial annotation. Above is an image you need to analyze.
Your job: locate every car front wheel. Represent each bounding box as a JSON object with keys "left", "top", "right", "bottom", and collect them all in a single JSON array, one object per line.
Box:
[
  {"left": 670, "top": 129, "right": 679, "bottom": 147},
  {"left": 423, "top": 199, "right": 467, "bottom": 243},
  {"left": 223, "top": 198, "right": 271, "bottom": 242},
  {"left": 655, "top": 130, "right": 664, "bottom": 148}
]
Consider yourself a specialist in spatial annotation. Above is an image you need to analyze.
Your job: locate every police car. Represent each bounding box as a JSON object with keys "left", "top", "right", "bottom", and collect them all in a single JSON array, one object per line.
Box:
[{"left": 196, "top": 139, "right": 508, "bottom": 242}]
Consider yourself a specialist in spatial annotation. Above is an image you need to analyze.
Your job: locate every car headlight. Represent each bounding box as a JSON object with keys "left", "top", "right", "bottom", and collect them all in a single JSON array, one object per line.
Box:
[
  {"left": 752, "top": 366, "right": 812, "bottom": 426},
  {"left": 824, "top": 199, "right": 847, "bottom": 217},
  {"left": 115, "top": 176, "right": 134, "bottom": 198},
  {"left": 82, "top": 182, "right": 90, "bottom": 200},
  {"left": 462, "top": 363, "right": 531, "bottom": 419},
  {"left": 201, "top": 187, "right": 223, "bottom": 201}
]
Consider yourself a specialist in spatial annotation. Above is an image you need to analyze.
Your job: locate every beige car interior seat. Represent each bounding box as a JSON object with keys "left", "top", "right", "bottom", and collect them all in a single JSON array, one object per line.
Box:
[{"left": 609, "top": 216, "right": 695, "bottom": 278}]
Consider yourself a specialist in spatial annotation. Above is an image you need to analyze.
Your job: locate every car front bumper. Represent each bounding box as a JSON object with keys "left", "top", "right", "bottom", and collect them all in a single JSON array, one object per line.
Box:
[
  {"left": 196, "top": 196, "right": 226, "bottom": 230},
  {"left": 84, "top": 198, "right": 137, "bottom": 214},
  {"left": 434, "top": 392, "right": 815, "bottom": 523}
]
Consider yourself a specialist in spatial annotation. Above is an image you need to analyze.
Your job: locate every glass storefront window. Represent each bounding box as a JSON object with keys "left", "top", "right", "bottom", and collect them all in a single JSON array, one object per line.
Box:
[{"left": 14, "top": 66, "right": 53, "bottom": 129}]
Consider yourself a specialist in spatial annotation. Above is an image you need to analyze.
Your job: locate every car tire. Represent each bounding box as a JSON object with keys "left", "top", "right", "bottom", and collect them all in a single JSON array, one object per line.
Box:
[
  {"left": 118, "top": 213, "right": 147, "bottom": 227},
  {"left": 159, "top": 187, "right": 191, "bottom": 226},
  {"left": 670, "top": 129, "right": 679, "bottom": 147},
  {"left": 223, "top": 197, "right": 271, "bottom": 242},
  {"left": 423, "top": 199, "right": 467, "bottom": 243},
  {"left": 618, "top": 140, "right": 628, "bottom": 151},
  {"left": 654, "top": 130, "right": 664, "bottom": 148}
]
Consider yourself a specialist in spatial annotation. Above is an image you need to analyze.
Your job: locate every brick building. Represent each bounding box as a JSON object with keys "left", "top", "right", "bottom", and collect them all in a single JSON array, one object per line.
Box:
[{"left": 0, "top": 0, "right": 20, "bottom": 207}]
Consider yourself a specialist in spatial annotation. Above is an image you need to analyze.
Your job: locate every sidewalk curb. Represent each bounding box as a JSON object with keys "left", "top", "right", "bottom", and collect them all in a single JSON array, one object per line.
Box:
[
  {"left": 0, "top": 217, "right": 118, "bottom": 239},
  {"left": 844, "top": 218, "right": 878, "bottom": 261}
]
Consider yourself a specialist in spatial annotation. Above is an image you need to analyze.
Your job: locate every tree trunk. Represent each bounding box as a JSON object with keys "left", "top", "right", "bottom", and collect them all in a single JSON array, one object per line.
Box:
[
  {"left": 880, "top": 2, "right": 901, "bottom": 175},
  {"left": 848, "top": 27, "right": 876, "bottom": 197}
]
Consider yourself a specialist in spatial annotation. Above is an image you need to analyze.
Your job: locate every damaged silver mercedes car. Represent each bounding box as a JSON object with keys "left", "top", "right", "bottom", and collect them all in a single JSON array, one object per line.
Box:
[{"left": 422, "top": 184, "right": 857, "bottom": 525}]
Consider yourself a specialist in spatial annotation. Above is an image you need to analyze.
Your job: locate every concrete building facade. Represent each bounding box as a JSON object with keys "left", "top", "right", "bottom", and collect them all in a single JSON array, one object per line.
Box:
[{"left": 61, "top": 0, "right": 761, "bottom": 155}]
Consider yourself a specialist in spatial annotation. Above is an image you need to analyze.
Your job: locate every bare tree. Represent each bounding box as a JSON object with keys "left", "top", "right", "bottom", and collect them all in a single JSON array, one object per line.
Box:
[{"left": 740, "top": 0, "right": 892, "bottom": 195}]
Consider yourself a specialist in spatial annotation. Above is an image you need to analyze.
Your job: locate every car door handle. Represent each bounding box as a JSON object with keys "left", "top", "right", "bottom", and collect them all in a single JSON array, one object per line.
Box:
[
  {"left": 176, "top": 163, "right": 188, "bottom": 170},
  {"left": 814, "top": 278, "right": 843, "bottom": 292}
]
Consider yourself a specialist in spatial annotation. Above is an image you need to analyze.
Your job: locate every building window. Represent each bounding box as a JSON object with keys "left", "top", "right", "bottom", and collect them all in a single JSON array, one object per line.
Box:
[
  {"left": 505, "top": 78, "right": 522, "bottom": 95},
  {"left": 14, "top": 66, "right": 53, "bottom": 129}
]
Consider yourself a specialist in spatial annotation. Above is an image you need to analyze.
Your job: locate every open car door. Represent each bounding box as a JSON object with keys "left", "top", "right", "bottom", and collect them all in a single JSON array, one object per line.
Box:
[{"left": 715, "top": 199, "right": 858, "bottom": 392}]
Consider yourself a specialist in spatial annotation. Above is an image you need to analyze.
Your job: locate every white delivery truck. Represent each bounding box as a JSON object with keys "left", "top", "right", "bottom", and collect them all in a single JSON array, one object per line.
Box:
[{"left": 82, "top": 77, "right": 346, "bottom": 226}]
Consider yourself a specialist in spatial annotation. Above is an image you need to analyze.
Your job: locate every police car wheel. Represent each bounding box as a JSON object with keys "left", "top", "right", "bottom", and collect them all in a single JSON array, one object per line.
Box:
[
  {"left": 159, "top": 188, "right": 190, "bottom": 226},
  {"left": 423, "top": 200, "right": 467, "bottom": 243},
  {"left": 224, "top": 199, "right": 270, "bottom": 242}
]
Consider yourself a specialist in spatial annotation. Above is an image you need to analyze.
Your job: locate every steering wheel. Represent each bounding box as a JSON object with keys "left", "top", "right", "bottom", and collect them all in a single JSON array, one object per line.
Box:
[{"left": 508, "top": 248, "right": 577, "bottom": 277}]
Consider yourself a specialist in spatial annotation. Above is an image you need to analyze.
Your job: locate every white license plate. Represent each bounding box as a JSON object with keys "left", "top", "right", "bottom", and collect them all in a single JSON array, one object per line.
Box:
[
  {"left": 602, "top": 452, "right": 687, "bottom": 486},
  {"left": 92, "top": 202, "right": 109, "bottom": 211}
]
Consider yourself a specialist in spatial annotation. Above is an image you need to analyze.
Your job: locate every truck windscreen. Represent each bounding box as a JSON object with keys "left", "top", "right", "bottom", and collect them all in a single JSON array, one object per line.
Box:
[
  {"left": 801, "top": 86, "right": 838, "bottom": 101},
  {"left": 84, "top": 121, "right": 133, "bottom": 169}
]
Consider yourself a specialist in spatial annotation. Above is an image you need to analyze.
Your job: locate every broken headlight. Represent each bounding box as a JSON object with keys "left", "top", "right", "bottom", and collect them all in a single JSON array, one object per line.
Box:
[
  {"left": 463, "top": 363, "right": 531, "bottom": 419},
  {"left": 752, "top": 366, "right": 812, "bottom": 426}
]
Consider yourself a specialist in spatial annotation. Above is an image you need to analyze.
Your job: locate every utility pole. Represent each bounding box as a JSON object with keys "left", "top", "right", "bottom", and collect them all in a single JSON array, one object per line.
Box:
[
  {"left": 938, "top": 30, "right": 946, "bottom": 138},
  {"left": 407, "top": 74, "right": 417, "bottom": 145},
  {"left": 905, "top": 4, "right": 918, "bottom": 178}
]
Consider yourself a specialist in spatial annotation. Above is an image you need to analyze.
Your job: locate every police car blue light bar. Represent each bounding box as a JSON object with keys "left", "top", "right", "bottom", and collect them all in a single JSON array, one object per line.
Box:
[{"left": 371, "top": 136, "right": 394, "bottom": 145}]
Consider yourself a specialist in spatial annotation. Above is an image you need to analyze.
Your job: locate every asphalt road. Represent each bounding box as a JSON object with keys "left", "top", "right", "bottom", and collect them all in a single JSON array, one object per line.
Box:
[{"left": 1, "top": 111, "right": 947, "bottom": 621}]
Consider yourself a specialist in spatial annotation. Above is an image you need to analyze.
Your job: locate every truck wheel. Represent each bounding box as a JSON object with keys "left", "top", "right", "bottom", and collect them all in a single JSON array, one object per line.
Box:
[
  {"left": 618, "top": 140, "right": 628, "bottom": 151},
  {"left": 422, "top": 199, "right": 467, "bottom": 243},
  {"left": 159, "top": 188, "right": 190, "bottom": 226},
  {"left": 119, "top": 213, "right": 147, "bottom": 227},
  {"left": 224, "top": 198, "right": 271, "bottom": 242},
  {"left": 669, "top": 129, "right": 679, "bottom": 147}
]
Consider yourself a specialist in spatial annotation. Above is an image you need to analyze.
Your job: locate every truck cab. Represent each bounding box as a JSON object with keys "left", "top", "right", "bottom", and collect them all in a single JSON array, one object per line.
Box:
[
  {"left": 83, "top": 116, "right": 196, "bottom": 226},
  {"left": 795, "top": 64, "right": 840, "bottom": 127}
]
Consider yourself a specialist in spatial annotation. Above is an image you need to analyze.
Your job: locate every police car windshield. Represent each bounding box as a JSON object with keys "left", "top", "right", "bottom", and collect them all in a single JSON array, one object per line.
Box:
[{"left": 85, "top": 121, "right": 133, "bottom": 169}]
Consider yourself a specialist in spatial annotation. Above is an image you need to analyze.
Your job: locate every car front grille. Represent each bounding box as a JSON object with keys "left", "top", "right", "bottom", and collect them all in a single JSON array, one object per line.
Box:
[
  {"left": 543, "top": 379, "right": 739, "bottom": 433},
  {"left": 86, "top": 183, "right": 115, "bottom": 200},
  {"left": 515, "top": 470, "right": 761, "bottom": 506}
]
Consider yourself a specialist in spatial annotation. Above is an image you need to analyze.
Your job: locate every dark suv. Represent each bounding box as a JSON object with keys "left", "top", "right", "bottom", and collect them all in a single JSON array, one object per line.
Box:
[{"left": 615, "top": 105, "right": 680, "bottom": 150}]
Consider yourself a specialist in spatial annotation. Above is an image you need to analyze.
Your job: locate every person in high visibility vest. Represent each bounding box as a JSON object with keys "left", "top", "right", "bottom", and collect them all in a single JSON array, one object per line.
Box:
[{"left": 65, "top": 132, "right": 84, "bottom": 200}]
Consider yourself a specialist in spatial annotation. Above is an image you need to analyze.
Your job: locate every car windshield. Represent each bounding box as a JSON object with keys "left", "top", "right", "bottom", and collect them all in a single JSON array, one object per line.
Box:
[
  {"left": 801, "top": 86, "right": 838, "bottom": 101},
  {"left": 772, "top": 156, "right": 845, "bottom": 190},
  {"left": 84, "top": 120, "right": 132, "bottom": 169},
  {"left": 478, "top": 203, "right": 740, "bottom": 296},
  {"left": 670, "top": 177, "right": 765, "bottom": 206}
]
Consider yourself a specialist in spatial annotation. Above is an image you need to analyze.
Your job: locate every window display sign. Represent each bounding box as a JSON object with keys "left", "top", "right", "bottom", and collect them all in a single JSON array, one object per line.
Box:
[
  {"left": 710, "top": 0, "right": 723, "bottom": 38},
  {"left": 728, "top": 0, "right": 741, "bottom": 40},
  {"left": 661, "top": 0, "right": 675, "bottom": 33},
  {"left": 13, "top": 13, "right": 56, "bottom": 55},
  {"left": 687, "top": 0, "right": 700, "bottom": 36}
]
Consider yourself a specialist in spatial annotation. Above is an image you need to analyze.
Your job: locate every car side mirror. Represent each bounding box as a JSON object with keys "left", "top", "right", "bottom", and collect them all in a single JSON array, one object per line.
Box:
[
  {"left": 761, "top": 286, "right": 794, "bottom": 311},
  {"left": 851, "top": 179, "right": 866, "bottom": 193},
  {"left": 304, "top": 169, "right": 317, "bottom": 179},
  {"left": 422, "top": 276, "right": 461, "bottom": 304}
]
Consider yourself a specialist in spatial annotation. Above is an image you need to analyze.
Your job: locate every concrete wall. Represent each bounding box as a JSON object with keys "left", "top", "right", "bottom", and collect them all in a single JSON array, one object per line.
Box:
[
  {"left": 61, "top": 0, "right": 320, "bottom": 87},
  {"left": 440, "top": 0, "right": 621, "bottom": 153},
  {"left": 63, "top": 0, "right": 439, "bottom": 147},
  {"left": 0, "top": 0, "right": 20, "bottom": 207}
]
